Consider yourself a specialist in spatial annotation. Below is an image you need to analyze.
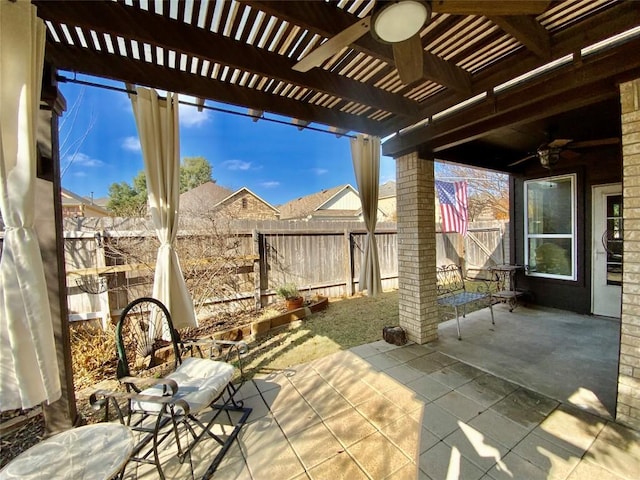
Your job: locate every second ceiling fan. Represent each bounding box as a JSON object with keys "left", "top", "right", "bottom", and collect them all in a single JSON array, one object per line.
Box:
[{"left": 293, "top": 1, "right": 551, "bottom": 85}]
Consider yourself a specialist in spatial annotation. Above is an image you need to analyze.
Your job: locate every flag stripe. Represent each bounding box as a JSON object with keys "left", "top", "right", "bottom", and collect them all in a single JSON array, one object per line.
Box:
[{"left": 435, "top": 180, "right": 468, "bottom": 236}]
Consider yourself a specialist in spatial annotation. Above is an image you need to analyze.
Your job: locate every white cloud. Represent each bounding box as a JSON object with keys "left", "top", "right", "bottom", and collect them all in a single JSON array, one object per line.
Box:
[
  {"left": 260, "top": 181, "right": 280, "bottom": 188},
  {"left": 64, "top": 152, "right": 105, "bottom": 168},
  {"left": 223, "top": 159, "right": 252, "bottom": 171},
  {"left": 379, "top": 156, "right": 396, "bottom": 183},
  {"left": 179, "top": 94, "right": 210, "bottom": 127},
  {"left": 73, "top": 171, "right": 88, "bottom": 177},
  {"left": 122, "top": 136, "right": 141, "bottom": 152},
  {"left": 311, "top": 168, "right": 328, "bottom": 175}
]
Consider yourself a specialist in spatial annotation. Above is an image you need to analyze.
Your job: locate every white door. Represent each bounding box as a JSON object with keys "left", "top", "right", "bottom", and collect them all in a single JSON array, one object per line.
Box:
[{"left": 592, "top": 184, "right": 622, "bottom": 318}]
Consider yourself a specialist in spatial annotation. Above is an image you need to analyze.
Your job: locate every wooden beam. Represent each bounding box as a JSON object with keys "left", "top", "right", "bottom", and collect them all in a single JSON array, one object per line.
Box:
[
  {"left": 46, "top": 44, "right": 385, "bottom": 135},
  {"left": 383, "top": 37, "right": 640, "bottom": 157},
  {"left": 292, "top": 118, "right": 310, "bottom": 131},
  {"left": 243, "top": 0, "right": 472, "bottom": 93},
  {"left": 489, "top": 15, "right": 551, "bottom": 59},
  {"left": 196, "top": 98, "right": 206, "bottom": 112},
  {"left": 34, "top": 1, "right": 418, "bottom": 118},
  {"left": 248, "top": 109, "right": 263, "bottom": 122},
  {"left": 381, "top": 1, "right": 640, "bottom": 135}
]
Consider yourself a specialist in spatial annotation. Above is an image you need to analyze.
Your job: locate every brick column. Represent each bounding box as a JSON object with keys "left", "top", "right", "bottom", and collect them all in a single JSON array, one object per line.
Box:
[
  {"left": 396, "top": 152, "right": 438, "bottom": 344},
  {"left": 619, "top": 78, "right": 640, "bottom": 429}
]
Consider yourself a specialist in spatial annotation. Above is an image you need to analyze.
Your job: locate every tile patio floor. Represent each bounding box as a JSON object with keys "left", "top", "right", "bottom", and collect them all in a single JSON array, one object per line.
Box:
[{"left": 128, "top": 340, "right": 640, "bottom": 480}]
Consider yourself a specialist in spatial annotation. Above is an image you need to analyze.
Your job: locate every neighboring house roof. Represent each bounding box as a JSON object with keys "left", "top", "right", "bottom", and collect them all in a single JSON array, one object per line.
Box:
[
  {"left": 278, "top": 184, "right": 358, "bottom": 220},
  {"left": 378, "top": 181, "right": 396, "bottom": 199},
  {"left": 179, "top": 181, "right": 279, "bottom": 216},
  {"left": 61, "top": 188, "right": 111, "bottom": 217}
]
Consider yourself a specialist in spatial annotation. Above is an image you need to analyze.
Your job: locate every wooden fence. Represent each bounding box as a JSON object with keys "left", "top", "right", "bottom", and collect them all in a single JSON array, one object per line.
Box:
[{"left": 2, "top": 217, "right": 508, "bottom": 327}]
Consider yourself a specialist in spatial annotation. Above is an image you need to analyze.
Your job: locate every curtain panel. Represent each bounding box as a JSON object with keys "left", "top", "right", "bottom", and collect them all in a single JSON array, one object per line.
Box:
[
  {"left": 351, "top": 134, "right": 382, "bottom": 296},
  {"left": 130, "top": 87, "right": 197, "bottom": 329},
  {"left": 0, "top": 1, "right": 61, "bottom": 409}
]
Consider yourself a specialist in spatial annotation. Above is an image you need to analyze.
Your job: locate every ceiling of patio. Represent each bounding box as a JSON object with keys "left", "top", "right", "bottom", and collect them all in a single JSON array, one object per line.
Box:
[{"left": 34, "top": 1, "right": 640, "bottom": 171}]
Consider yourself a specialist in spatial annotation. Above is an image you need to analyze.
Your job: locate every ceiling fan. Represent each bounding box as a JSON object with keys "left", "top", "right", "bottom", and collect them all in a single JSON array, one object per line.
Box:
[
  {"left": 508, "top": 137, "right": 621, "bottom": 169},
  {"left": 292, "top": 1, "right": 551, "bottom": 85}
]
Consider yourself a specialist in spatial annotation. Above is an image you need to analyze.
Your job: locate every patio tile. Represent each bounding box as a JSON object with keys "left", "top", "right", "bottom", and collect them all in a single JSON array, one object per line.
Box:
[
  {"left": 413, "top": 402, "right": 461, "bottom": 439},
  {"left": 468, "top": 409, "right": 530, "bottom": 449},
  {"left": 419, "top": 441, "right": 485, "bottom": 480},
  {"left": 387, "top": 345, "right": 427, "bottom": 362},
  {"left": 252, "top": 370, "right": 295, "bottom": 392},
  {"left": 355, "top": 392, "right": 406, "bottom": 429},
  {"left": 532, "top": 404, "right": 605, "bottom": 456},
  {"left": 456, "top": 374, "right": 519, "bottom": 408},
  {"left": 370, "top": 339, "right": 403, "bottom": 353},
  {"left": 566, "top": 459, "right": 630, "bottom": 480},
  {"left": 260, "top": 378, "right": 305, "bottom": 412},
  {"left": 443, "top": 424, "right": 509, "bottom": 472},
  {"left": 406, "top": 354, "right": 448, "bottom": 374},
  {"left": 360, "top": 370, "right": 404, "bottom": 394},
  {"left": 307, "top": 451, "right": 369, "bottom": 480},
  {"left": 382, "top": 385, "right": 428, "bottom": 413},
  {"left": 386, "top": 461, "right": 420, "bottom": 479},
  {"left": 332, "top": 378, "right": 380, "bottom": 406},
  {"left": 434, "top": 391, "right": 485, "bottom": 422},
  {"left": 426, "top": 351, "right": 458, "bottom": 367},
  {"left": 380, "top": 414, "right": 438, "bottom": 461},
  {"left": 348, "top": 431, "right": 411, "bottom": 479},
  {"left": 305, "top": 389, "right": 353, "bottom": 420},
  {"left": 583, "top": 422, "right": 640, "bottom": 480},
  {"left": 289, "top": 422, "right": 344, "bottom": 470},
  {"left": 428, "top": 366, "right": 474, "bottom": 389},
  {"left": 406, "top": 374, "right": 453, "bottom": 400},
  {"left": 490, "top": 388, "right": 559, "bottom": 429},
  {"left": 384, "top": 363, "right": 425, "bottom": 384},
  {"left": 513, "top": 431, "right": 581, "bottom": 479},
  {"left": 367, "top": 352, "right": 404, "bottom": 370},
  {"left": 350, "top": 343, "right": 380, "bottom": 359},
  {"left": 485, "top": 451, "right": 548, "bottom": 480},
  {"left": 205, "top": 457, "right": 252, "bottom": 480},
  {"left": 272, "top": 400, "right": 322, "bottom": 438},
  {"left": 240, "top": 392, "right": 270, "bottom": 422},
  {"left": 324, "top": 408, "right": 377, "bottom": 447},
  {"left": 447, "top": 362, "right": 486, "bottom": 381},
  {"left": 236, "top": 379, "right": 260, "bottom": 400}
]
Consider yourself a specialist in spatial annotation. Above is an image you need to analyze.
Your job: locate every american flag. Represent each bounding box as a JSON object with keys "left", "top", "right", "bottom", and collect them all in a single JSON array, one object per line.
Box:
[{"left": 435, "top": 180, "right": 468, "bottom": 236}]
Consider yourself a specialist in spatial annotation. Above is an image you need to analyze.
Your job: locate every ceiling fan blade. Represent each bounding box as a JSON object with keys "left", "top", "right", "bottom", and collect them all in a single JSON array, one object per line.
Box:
[
  {"left": 508, "top": 154, "right": 537, "bottom": 167},
  {"left": 547, "top": 138, "right": 573, "bottom": 148},
  {"left": 431, "top": 1, "right": 550, "bottom": 16},
  {"left": 292, "top": 17, "right": 371, "bottom": 72},
  {"left": 568, "top": 137, "right": 620, "bottom": 149},
  {"left": 393, "top": 34, "right": 424, "bottom": 85},
  {"left": 560, "top": 149, "right": 580, "bottom": 160}
]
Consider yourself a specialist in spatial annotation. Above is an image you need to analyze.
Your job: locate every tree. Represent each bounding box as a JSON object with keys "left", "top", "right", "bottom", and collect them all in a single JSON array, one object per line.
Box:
[
  {"left": 107, "top": 157, "right": 214, "bottom": 216},
  {"left": 180, "top": 156, "right": 213, "bottom": 193}
]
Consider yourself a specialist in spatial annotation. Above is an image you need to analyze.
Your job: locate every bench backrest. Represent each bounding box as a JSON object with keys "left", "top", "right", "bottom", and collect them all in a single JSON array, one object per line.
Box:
[{"left": 436, "top": 264, "right": 466, "bottom": 296}]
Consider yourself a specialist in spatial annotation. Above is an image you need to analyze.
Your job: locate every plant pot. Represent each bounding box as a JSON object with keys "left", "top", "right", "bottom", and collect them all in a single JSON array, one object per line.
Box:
[{"left": 285, "top": 297, "right": 304, "bottom": 311}]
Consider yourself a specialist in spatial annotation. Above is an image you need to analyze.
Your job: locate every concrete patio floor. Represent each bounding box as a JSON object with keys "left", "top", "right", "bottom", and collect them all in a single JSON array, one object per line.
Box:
[{"left": 126, "top": 337, "right": 639, "bottom": 480}]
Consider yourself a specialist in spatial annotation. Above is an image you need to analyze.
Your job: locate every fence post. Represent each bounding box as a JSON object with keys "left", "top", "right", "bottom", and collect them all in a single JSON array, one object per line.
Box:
[
  {"left": 252, "top": 229, "right": 262, "bottom": 310},
  {"left": 344, "top": 229, "right": 354, "bottom": 296}
]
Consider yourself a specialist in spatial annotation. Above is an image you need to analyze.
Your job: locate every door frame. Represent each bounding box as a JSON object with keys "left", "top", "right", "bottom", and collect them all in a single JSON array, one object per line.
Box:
[{"left": 591, "top": 183, "right": 622, "bottom": 317}]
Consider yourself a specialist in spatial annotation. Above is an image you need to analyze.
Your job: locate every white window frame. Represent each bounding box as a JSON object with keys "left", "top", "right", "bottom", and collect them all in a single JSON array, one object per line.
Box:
[{"left": 524, "top": 173, "right": 577, "bottom": 281}]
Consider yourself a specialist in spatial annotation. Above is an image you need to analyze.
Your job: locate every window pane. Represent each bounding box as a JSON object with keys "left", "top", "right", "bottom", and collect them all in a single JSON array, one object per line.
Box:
[
  {"left": 527, "top": 238, "right": 573, "bottom": 277},
  {"left": 527, "top": 178, "right": 572, "bottom": 234}
]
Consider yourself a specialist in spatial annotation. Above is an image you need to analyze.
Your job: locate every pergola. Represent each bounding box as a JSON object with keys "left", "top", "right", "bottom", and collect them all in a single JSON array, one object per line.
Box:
[{"left": 4, "top": 0, "right": 640, "bottom": 431}]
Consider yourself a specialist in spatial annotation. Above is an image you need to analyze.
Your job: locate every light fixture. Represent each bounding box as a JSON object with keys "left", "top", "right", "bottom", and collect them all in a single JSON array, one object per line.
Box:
[
  {"left": 537, "top": 146, "right": 560, "bottom": 168},
  {"left": 371, "top": 0, "right": 431, "bottom": 43}
]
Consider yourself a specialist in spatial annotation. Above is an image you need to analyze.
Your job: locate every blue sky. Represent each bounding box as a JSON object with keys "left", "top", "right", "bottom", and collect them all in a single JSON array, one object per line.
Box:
[{"left": 58, "top": 74, "right": 397, "bottom": 206}]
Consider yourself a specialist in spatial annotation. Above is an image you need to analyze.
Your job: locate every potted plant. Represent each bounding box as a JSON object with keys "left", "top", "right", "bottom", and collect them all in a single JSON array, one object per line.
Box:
[{"left": 276, "top": 283, "right": 304, "bottom": 311}]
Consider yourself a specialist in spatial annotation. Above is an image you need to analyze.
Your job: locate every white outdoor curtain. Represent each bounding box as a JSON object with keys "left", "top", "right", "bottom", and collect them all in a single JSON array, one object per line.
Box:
[
  {"left": 130, "top": 87, "right": 197, "bottom": 329},
  {"left": 0, "top": 2, "right": 61, "bottom": 409},
  {"left": 351, "top": 134, "right": 382, "bottom": 296}
]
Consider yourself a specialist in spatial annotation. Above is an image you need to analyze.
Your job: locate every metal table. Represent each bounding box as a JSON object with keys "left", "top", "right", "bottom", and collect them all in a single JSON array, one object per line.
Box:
[
  {"left": 490, "top": 264, "right": 525, "bottom": 311},
  {"left": 0, "top": 423, "right": 134, "bottom": 480}
]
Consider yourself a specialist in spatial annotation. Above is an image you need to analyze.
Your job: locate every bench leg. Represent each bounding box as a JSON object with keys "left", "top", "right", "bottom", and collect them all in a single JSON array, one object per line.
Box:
[
  {"left": 489, "top": 301, "right": 495, "bottom": 325},
  {"left": 454, "top": 306, "right": 462, "bottom": 340}
]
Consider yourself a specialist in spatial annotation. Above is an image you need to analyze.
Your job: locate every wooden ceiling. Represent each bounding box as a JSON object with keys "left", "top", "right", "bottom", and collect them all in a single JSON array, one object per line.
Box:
[{"left": 35, "top": 1, "right": 640, "bottom": 168}]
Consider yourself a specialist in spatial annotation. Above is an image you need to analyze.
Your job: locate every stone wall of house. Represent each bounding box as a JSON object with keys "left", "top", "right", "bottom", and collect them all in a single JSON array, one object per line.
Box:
[
  {"left": 396, "top": 151, "right": 438, "bottom": 344},
  {"left": 619, "top": 78, "right": 640, "bottom": 429},
  {"left": 218, "top": 192, "right": 279, "bottom": 220}
]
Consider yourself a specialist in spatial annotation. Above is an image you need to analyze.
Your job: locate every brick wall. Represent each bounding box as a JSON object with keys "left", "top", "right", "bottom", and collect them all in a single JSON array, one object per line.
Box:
[
  {"left": 619, "top": 78, "right": 640, "bottom": 429},
  {"left": 396, "top": 152, "right": 439, "bottom": 344}
]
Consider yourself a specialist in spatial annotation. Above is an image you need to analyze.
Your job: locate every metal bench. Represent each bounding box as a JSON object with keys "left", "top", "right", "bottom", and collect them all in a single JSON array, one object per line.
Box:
[{"left": 436, "top": 264, "right": 495, "bottom": 340}]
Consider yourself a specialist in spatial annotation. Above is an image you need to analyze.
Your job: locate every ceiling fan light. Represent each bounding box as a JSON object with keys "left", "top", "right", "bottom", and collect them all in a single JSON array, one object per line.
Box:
[
  {"left": 372, "top": 0, "right": 430, "bottom": 43},
  {"left": 538, "top": 146, "right": 560, "bottom": 168}
]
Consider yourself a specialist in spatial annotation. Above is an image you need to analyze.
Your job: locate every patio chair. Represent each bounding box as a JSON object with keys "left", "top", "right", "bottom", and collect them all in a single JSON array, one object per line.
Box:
[{"left": 90, "top": 297, "right": 252, "bottom": 480}]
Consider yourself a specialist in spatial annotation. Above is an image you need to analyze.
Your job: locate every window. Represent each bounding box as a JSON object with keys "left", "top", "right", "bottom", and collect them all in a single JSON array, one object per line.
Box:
[
  {"left": 241, "top": 198, "right": 248, "bottom": 209},
  {"left": 524, "top": 174, "right": 576, "bottom": 280}
]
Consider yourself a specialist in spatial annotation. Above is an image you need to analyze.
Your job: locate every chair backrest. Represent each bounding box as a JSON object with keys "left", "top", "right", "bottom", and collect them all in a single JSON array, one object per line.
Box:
[
  {"left": 115, "top": 297, "right": 183, "bottom": 380},
  {"left": 436, "top": 264, "right": 466, "bottom": 296}
]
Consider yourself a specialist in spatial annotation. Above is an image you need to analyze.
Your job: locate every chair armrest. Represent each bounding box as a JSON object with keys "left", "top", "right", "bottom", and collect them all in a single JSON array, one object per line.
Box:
[
  {"left": 90, "top": 383, "right": 191, "bottom": 418},
  {"left": 119, "top": 376, "right": 179, "bottom": 396}
]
